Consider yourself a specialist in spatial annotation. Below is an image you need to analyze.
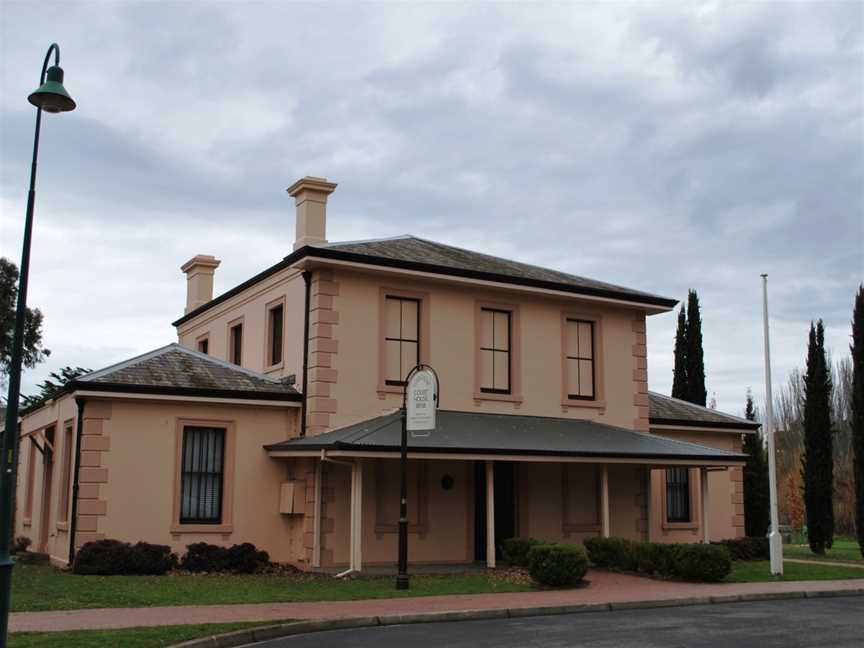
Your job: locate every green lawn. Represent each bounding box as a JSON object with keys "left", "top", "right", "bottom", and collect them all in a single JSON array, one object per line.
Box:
[
  {"left": 11, "top": 564, "right": 533, "bottom": 613},
  {"left": 9, "top": 622, "right": 270, "bottom": 648},
  {"left": 727, "top": 559, "right": 864, "bottom": 583},
  {"left": 783, "top": 538, "right": 863, "bottom": 564}
]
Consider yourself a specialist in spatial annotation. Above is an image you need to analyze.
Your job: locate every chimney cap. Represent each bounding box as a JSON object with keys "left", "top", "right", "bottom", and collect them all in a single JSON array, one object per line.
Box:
[
  {"left": 287, "top": 176, "right": 337, "bottom": 198},
  {"left": 181, "top": 254, "right": 221, "bottom": 274}
]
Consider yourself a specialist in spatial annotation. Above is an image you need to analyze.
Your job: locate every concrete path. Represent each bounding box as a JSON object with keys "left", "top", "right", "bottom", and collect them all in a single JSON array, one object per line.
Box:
[
  {"left": 10, "top": 570, "right": 864, "bottom": 634},
  {"left": 785, "top": 558, "right": 864, "bottom": 569}
]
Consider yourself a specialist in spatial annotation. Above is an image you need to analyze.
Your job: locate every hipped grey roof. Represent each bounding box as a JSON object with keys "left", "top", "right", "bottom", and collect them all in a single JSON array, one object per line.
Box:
[
  {"left": 266, "top": 409, "right": 745, "bottom": 463},
  {"left": 174, "top": 235, "right": 677, "bottom": 326},
  {"left": 648, "top": 392, "right": 759, "bottom": 431},
  {"left": 73, "top": 343, "right": 300, "bottom": 400}
]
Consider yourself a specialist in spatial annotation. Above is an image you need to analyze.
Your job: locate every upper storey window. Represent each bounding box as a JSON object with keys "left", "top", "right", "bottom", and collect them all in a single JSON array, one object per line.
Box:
[
  {"left": 229, "top": 320, "right": 243, "bottom": 366},
  {"left": 479, "top": 308, "right": 511, "bottom": 394},
  {"left": 384, "top": 296, "right": 420, "bottom": 386},
  {"left": 565, "top": 319, "right": 595, "bottom": 400},
  {"left": 266, "top": 301, "right": 284, "bottom": 367}
]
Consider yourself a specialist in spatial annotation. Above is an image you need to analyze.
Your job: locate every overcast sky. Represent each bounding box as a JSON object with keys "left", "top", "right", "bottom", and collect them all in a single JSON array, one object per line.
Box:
[{"left": 1, "top": 1, "right": 862, "bottom": 417}]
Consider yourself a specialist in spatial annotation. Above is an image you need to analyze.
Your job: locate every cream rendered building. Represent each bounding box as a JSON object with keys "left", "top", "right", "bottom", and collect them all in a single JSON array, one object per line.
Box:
[{"left": 12, "top": 176, "right": 758, "bottom": 570}]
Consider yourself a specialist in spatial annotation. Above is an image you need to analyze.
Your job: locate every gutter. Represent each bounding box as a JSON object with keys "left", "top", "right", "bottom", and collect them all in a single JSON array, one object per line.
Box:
[
  {"left": 68, "top": 397, "right": 84, "bottom": 566},
  {"left": 300, "top": 270, "right": 312, "bottom": 437}
]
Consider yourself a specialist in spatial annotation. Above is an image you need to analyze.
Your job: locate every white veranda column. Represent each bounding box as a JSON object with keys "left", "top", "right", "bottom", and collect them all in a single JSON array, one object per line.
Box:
[
  {"left": 312, "top": 460, "right": 322, "bottom": 568},
  {"left": 601, "top": 464, "right": 610, "bottom": 538},
  {"left": 351, "top": 460, "right": 363, "bottom": 571},
  {"left": 701, "top": 467, "right": 710, "bottom": 544},
  {"left": 486, "top": 460, "right": 495, "bottom": 568}
]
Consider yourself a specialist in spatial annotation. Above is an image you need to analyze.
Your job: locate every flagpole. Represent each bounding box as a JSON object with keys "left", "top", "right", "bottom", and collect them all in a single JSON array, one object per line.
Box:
[{"left": 761, "top": 274, "right": 783, "bottom": 575}]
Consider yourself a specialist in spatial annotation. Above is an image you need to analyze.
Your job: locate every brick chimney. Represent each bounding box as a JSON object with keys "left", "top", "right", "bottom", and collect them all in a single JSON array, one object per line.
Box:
[
  {"left": 287, "top": 176, "right": 337, "bottom": 250},
  {"left": 181, "top": 254, "right": 221, "bottom": 314}
]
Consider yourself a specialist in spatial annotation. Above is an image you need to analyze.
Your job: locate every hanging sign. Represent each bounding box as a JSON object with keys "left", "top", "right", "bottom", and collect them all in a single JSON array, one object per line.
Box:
[{"left": 406, "top": 367, "right": 437, "bottom": 436}]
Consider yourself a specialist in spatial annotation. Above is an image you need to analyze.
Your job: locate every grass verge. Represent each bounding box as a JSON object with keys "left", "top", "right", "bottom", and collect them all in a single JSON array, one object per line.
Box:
[
  {"left": 9, "top": 622, "right": 270, "bottom": 648},
  {"left": 727, "top": 559, "right": 864, "bottom": 583},
  {"left": 783, "top": 539, "right": 863, "bottom": 564},
  {"left": 11, "top": 564, "right": 533, "bottom": 613}
]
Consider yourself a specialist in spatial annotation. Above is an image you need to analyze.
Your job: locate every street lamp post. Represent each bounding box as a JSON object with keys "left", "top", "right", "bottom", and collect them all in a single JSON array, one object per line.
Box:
[{"left": 0, "top": 43, "right": 76, "bottom": 647}]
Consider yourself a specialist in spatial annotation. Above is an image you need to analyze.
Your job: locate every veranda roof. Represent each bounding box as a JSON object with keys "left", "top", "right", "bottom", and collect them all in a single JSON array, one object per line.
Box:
[{"left": 265, "top": 409, "right": 746, "bottom": 465}]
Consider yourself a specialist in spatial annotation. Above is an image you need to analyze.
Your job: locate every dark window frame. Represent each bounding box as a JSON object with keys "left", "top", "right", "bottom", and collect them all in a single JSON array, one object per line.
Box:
[
  {"left": 229, "top": 322, "right": 243, "bottom": 366},
  {"left": 480, "top": 307, "right": 512, "bottom": 395},
  {"left": 665, "top": 467, "right": 691, "bottom": 523},
  {"left": 384, "top": 296, "right": 421, "bottom": 386},
  {"left": 179, "top": 426, "right": 226, "bottom": 525},
  {"left": 197, "top": 338, "right": 209, "bottom": 355},
  {"left": 267, "top": 303, "right": 284, "bottom": 366},
  {"left": 566, "top": 318, "right": 596, "bottom": 401}
]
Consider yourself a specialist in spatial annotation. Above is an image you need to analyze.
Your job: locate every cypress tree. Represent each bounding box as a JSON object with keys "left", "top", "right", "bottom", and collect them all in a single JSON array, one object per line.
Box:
[
  {"left": 802, "top": 320, "right": 834, "bottom": 554},
  {"left": 742, "top": 390, "right": 770, "bottom": 537},
  {"left": 672, "top": 305, "right": 688, "bottom": 400},
  {"left": 685, "top": 290, "right": 707, "bottom": 406},
  {"left": 851, "top": 285, "right": 864, "bottom": 558}
]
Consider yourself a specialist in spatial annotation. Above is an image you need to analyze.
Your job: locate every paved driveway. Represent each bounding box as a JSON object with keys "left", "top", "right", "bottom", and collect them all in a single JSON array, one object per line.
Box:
[{"left": 251, "top": 598, "right": 864, "bottom": 648}]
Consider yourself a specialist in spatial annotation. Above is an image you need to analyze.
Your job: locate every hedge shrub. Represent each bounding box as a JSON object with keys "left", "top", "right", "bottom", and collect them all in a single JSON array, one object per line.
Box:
[
  {"left": 583, "top": 536, "right": 731, "bottom": 582},
  {"left": 527, "top": 544, "right": 589, "bottom": 587},
  {"left": 181, "top": 542, "right": 269, "bottom": 573},
  {"left": 73, "top": 539, "right": 177, "bottom": 575},
  {"left": 500, "top": 537, "right": 542, "bottom": 567},
  {"left": 674, "top": 544, "right": 731, "bottom": 582},
  {"left": 713, "top": 537, "right": 769, "bottom": 562}
]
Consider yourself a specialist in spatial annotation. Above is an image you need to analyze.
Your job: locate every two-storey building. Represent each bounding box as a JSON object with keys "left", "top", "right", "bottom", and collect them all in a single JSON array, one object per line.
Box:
[{"left": 13, "top": 176, "right": 758, "bottom": 570}]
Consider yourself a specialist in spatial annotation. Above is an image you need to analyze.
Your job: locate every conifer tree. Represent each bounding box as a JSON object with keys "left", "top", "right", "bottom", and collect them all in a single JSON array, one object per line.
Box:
[
  {"left": 685, "top": 290, "right": 707, "bottom": 406},
  {"left": 851, "top": 285, "right": 864, "bottom": 558},
  {"left": 742, "top": 389, "right": 770, "bottom": 537},
  {"left": 802, "top": 320, "right": 834, "bottom": 554},
  {"left": 672, "top": 305, "right": 688, "bottom": 400}
]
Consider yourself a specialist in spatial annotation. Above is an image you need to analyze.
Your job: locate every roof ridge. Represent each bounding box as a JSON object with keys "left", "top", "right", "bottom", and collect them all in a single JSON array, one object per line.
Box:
[
  {"left": 311, "top": 234, "right": 414, "bottom": 248},
  {"left": 648, "top": 391, "right": 754, "bottom": 425}
]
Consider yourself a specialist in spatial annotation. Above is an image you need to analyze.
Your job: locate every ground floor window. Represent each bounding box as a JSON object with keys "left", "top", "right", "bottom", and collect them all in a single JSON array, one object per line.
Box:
[
  {"left": 180, "top": 426, "right": 226, "bottom": 524},
  {"left": 665, "top": 467, "right": 691, "bottom": 523}
]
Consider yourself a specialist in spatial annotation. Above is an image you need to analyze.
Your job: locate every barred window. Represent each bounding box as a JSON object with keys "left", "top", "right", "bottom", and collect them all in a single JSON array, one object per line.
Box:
[
  {"left": 479, "top": 308, "right": 511, "bottom": 394},
  {"left": 384, "top": 296, "right": 420, "bottom": 385},
  {"left": 665, "top": 467, "right": 691, "bottom": 523},
  {"left": 180, "top": 426, "right": 225, "bottom": 524}
]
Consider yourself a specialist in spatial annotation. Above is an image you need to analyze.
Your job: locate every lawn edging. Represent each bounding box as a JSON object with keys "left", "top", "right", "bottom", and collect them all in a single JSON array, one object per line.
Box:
[{"left": 170, "top": 587, "right": 864, "bottom": 647}]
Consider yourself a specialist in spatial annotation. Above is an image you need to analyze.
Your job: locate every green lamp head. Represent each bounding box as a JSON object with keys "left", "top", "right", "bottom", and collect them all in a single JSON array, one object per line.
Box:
[{"left": 28, "top": 65, "right": 76, "bottom": 113}]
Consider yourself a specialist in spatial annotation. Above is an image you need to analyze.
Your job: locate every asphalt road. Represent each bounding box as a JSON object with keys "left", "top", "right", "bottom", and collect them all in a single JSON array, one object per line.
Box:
[{"left": 249, "top": 597, "right": 864, "bottom": 648}]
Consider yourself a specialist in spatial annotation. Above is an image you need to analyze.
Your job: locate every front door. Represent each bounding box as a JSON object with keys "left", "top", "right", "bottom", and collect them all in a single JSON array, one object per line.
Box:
[{"left": 474, "top": 461, "right": 517, "bottom": 562}]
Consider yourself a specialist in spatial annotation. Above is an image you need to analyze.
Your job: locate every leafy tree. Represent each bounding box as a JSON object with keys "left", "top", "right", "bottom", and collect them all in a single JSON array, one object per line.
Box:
[
  {"left": 1, "top": 257, "right": 50, "bottom": 393},
  {"left": 852, "top": 285, "right": 864, "bottom": 558},
  {"left": 685, "top": 290, "right": 707, "bottom": 407},
  {"left": 802, "top": 320, "right": 834, "bottom": 554},
  {"left": 672, "top": 305, "right": 688, "bottom": 400},
  {"left": 742, "top": 389, "right": 770, "bottom": 537},
  {"left": 21, "top": 366, "right": 90, "bottom": 409}
]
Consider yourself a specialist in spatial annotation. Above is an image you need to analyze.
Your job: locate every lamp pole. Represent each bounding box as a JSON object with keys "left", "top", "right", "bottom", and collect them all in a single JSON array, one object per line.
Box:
[
  {"left": 0, "top": 43, "right": 76, "bottom": 647},
  {"left": 761, "top": 274, "right": 783, "bottom": 575}
]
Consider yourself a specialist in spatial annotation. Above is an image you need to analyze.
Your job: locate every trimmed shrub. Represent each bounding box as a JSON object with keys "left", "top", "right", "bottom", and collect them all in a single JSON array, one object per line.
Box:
[
  {"left": 713, "top": 537, "right": 769, "bottom": 562},
  {"left": 527, "top": 544, "right": 589, "bottom": 587},
  {"left": 181, "top": 542, "right": 269, "bottom": 573},
  {"left": 673, "top": 544, "right": 731, "bottom": 582},
  {"left": 583, "top": 536, "right": 732, "bottom": 582},
  {"left": 584, "top": 537, "right": 637, "bottom": 570},
  {"left": 73, "top": 539, "right": 177, "bottom": 575},
  {"left": 500, "top": 537, "right": 542, "bottom": 567}
]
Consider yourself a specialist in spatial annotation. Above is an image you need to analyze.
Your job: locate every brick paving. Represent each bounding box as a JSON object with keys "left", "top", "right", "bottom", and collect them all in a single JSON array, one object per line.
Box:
[{"left": 9, "top": 569, "right": 864, "bottom": 633}]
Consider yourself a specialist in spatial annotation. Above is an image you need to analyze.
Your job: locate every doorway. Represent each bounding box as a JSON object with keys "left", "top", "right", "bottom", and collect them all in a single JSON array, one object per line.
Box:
[
  {"left": 38, "top": 426, "right": 56, "bottom": 553},
  {"left": 474, "top": 461, "right": 517, "bottom": 562}
]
